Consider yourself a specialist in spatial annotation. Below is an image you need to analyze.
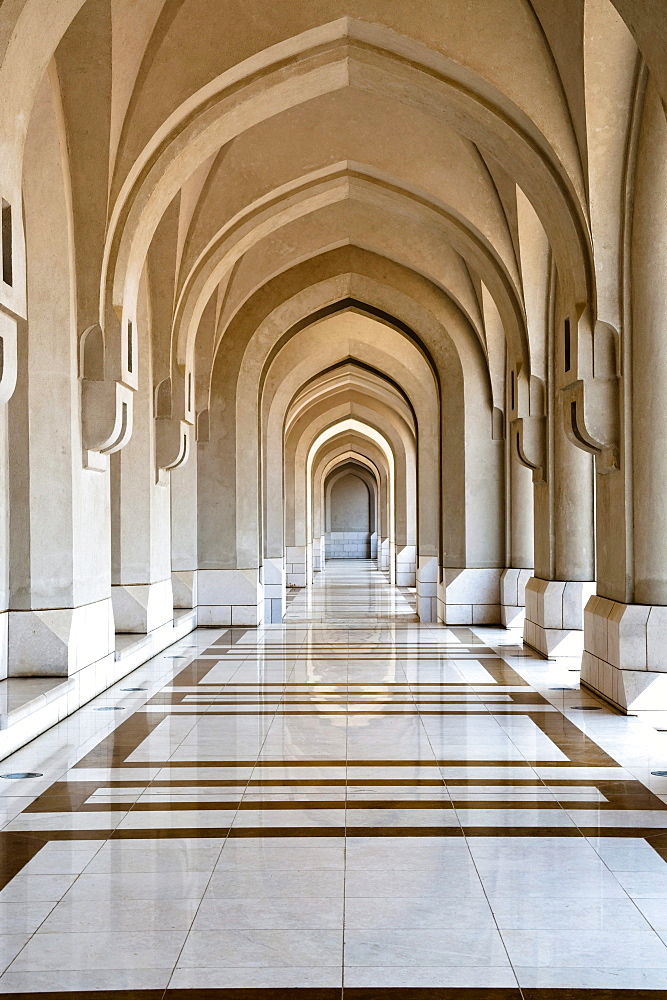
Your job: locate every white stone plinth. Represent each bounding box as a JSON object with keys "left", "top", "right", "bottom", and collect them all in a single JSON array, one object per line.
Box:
[
  {"left": 523, "top": 577, "right": 596, "bottom": 656},
  {"left": 500, "top": 568, "right": 533, "bottom": 627},
  {"left": 8, "top": 598, "right": 115, "bottom": 677},
  {"left": 437, "top": 568, "right": 502, "bottom": 625},
  {"left": 285, "top": 546, "right": 307, "bottom": 587},
  {"left": 197, "top": 568, "right": 263, "bottom": 626},
  {"left": 262, "top": 558, "right": 285, "bottom": 624},
  {"left": 581, "top": 596, "right": 667, "bottom": 714},
  {"left": 395, "top": 544, "right": 416, "bottom": 587},
  {"left": 172, "top": 570, "right": 198, "bottom": 609},
  {"left": 112, "top": 579, "right": 174, "bottom": 634},
  {"left": 416, "top": 556, "right": 438, "bottom": 622}
]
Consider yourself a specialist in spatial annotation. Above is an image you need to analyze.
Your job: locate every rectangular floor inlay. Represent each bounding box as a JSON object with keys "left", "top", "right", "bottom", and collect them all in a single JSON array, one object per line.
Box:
[{"left": 0, "top": 561, "right": 666, "bottom": 996}]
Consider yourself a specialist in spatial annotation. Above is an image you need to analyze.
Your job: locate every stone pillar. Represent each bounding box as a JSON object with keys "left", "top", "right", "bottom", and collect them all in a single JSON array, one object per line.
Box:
[
  {"left": 501, "top": 445, "right": 534, "bottom": 627},
  {"left": 523, "top": 300, "right": 596, "bottom": 657},
  {"left": 7, "top": 82, "right": 114, "bottom": 677},
  {"left": 111, "top": 280, "right": 173, "bottom": 635},
  {"left": 171, "top": 445, "right": 198, "bottom": 610},
  {"left": 582, "top": 78, "right": 667, "bottom": 713}
]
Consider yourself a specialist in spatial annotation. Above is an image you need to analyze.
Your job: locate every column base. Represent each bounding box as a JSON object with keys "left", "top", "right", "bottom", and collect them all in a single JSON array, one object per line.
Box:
[
  {"left": 197, "top": 568, "right": 263, "bottom": 626},
  {"left": 436, "top": 568, "right": 502, "bottom": 625},
  {"left": 500, "top": 568, "right": 533, "bottom": 628},
  {"left": 8, "top": 597, "right": 115, "bottom": 677},
  {"left": 395, "top": 545, "right": 416, "bottom": 587},
  {"left": 285, "top": 546, "right": 307, "bottom": 587},
  {"left": 523, "top": 578, "right": 596, "bottom": 657},
  {"left": 416, "top": 556, "right": 438, "bottom": 622},
  {"left": 112, "top": 580, "right": 174, "bottom": 634},
  {"left": 262, "top": 558, "right": 285, "bottom": 624},
  {"left": 172, "top": 570, "right": 198, "bottom": 609},
  {"left": 582, "top": 596, "right": 667, "bottom": 714},
  {"left": 0, "top": 611, "right": 7, "bottom": 680}
]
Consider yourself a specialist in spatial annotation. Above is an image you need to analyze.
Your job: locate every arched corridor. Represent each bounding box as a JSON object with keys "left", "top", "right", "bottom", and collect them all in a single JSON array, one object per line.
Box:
[{"left": 3, "top": 0, "right": 667, "bottom": 993}]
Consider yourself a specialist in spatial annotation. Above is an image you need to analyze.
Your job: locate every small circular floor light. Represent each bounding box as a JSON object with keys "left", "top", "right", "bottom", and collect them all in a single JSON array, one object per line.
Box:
[
  {"left": 571, "top": 706, "right": 602, "bottom": 711},
  {"left": 95, "top": 706, "right": 125, "bottom": 711},
  {"left": 549, "top": 687, "right": 575, "bottom": 690},
  {"left": 121, "top": 687, "right": 146, "bottom": 691},
  {"left": 1, "top": 772, "right": 43, "bottom": 779},
  {"left": 651, "top": 771, "right": 667, "bottom": 776}
]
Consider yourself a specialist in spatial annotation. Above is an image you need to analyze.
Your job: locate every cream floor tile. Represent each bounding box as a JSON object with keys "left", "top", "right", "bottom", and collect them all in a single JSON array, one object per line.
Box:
[
  {"left": 168, "top": 966, "right": 343, "bottom": 988},
  {"left": 39, "top": 897, "right": 201, "bottom": 932},
  {"left": 0, "top": 902, "right": 55, "bottom": 934},
  {"left": 215, "top": 846, "right": 344, "bottom": 870},
  {"left": 490, "top": 894, "right": 652, "bottom": 930},
  {"left": 501, "top": 927, "right": 667, "bottom": 968},
  {"left": 8, "top": 930, "right": 188, "bottom": 971},
  {"left": 177, "top": 928, "right": 343, "bottom": 968},
  {"left": 344, "top": 928, "right": 510, "bottom": 967},
  {"left": 342, "top": 966, "right": 519, "bottom": 987},
  {"left": 514, "top": 966, "right": 667, "bottom": 989},
  {"left": 0, "top": 876, "right": 78, "bottom": 903},
  {"left": 0, "top": 968, "right": 173, "bottom": 993},
  {"left": 206, "top": 869, "right": 344, "bottom": 898},
  {"left": 193, "top": 896, "right": 344, "bottom": 929},
  {"left": 63, "top": 871, "right": 211, "bottom": 900},
  {"left": 344, "top": 894, "right": 496, "bottom": 929}
]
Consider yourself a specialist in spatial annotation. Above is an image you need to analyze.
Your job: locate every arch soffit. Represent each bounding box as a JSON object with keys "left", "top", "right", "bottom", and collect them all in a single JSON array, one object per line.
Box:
[
  {"left": 103, "top": 20, "right": 593, "bottom": 329},
  {"left": 174, "top": 167, "right": 528, "bottom": 370}
]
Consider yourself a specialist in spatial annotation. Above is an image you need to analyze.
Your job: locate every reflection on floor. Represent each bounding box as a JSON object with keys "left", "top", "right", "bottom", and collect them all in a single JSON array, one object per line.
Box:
[{"left": 0, "top": 560, "right": 666, "bottom": 996}]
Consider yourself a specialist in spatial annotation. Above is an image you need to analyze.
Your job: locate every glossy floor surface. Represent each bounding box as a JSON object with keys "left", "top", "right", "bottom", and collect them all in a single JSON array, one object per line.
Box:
[{"left": 0, "top": 562, "right": 667, "bottom": 997}]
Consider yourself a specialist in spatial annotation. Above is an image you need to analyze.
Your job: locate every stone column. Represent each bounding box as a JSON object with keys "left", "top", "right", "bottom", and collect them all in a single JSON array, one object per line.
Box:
[
  {"left": 171, "top": 446, "right": 198, "bottom": 610},
  {"left": 501, "top": 444, "right": 534, "bottom": 627},
  {"left": 582, "top": 77, "right": 667, "bottom": 714},
  {"left": 110, "top": 279, "right": 173, "bottom": 635},
  {"left": 524, "top": 293, "right": 596, "bottom": 657}
]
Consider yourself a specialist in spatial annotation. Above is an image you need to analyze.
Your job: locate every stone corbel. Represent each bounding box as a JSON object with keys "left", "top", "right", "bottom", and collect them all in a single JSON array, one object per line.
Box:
[
  {"left": 0, "top": 308, "right": 19, "bottom": 405},
  {"left": 80, "top": 324, "right": 133, "bottom": 471},
  {"left": 562, "top": 310, "right": 619, "bottom": 473},
  {"left": 510, "top": 375, "right": 546, "bottom": 484},
  {"left": 154, "top": 370, "right": 193, "bottom": 479}
]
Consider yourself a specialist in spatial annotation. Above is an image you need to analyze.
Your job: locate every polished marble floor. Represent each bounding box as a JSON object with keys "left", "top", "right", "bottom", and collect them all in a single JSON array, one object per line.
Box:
[{"left": 0, "top": 561, "right": 667, "bottom": 997}]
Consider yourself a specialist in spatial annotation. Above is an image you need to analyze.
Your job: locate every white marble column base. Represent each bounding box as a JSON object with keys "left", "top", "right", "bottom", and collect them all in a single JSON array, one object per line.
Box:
[
  {"left": 581, "top": 596, "right": 667, "bottom": 714},
  {"left": 8, "top": 598, "right": 115, "bottom": 677},
  {"left": 395, "top": 545, "right": 417, "bottom": 588},
  {"left": 523, "top": 578, "right": 596, "bottom": 657},
  {"left": 437, "top": 568, "right": 502, "bottom": 625},
  {"left": 172, "top": 570, "right": 198, "bottom": 609},
  {"left": 197, "top": 569, "right": 263, "bottom": 627},
  {"left": 500, "top": 568, "right": 533, "bottom": 628},
  {"left": 379, "top": 538, "right": 391, "bottom": 572},
  {"left": 0, "top": 611, "right": 8, "bottom": 681},
  {"left": 285, "top": 546, "right": 307, "bottom": 587},
  {"left": 262, "top": 558, "right": 285, "bottom": 624},
  {"left": 416, "top": 557, "right": 438, "bottom": 622},
  {"left": 112, "top": 580, "right": 174, "bottom": 634}
]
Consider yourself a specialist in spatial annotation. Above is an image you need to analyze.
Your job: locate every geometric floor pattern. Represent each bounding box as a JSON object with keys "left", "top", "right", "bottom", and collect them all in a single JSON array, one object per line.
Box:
[{"left": 0, "top": 561, "right": 666, "bottom": 996}]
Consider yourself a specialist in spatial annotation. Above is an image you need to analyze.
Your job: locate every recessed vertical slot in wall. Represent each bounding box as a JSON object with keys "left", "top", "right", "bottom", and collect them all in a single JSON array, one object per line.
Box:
[
  {"left": 564, "top": 317, "right": 571, "bottom": 372},
  {"left": 1, "top": 200, "right": 12, "bottom": 287},
  {"left": 127, "top": 321, "right": 133, "bottom": 375},
  {"left": 187, "top": 372, "right": 192, "bottom": 411},
  {"left": 0, "top": 336, "right": 5, "bottom": 383},
  {"left": 510, "top": 370, "right": 515, "bottom": 411}
]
